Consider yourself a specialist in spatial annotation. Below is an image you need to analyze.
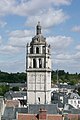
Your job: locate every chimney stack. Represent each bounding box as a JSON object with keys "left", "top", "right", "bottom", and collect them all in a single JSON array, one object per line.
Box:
[{"left": 39, "top": 108, "right": 47, "bottom": 120}]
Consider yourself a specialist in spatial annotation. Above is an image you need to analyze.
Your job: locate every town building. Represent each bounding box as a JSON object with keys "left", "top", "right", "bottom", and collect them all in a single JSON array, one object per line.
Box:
[
  {"left": 1, "top": 22, "right": 80, "bottom": 120},
  {"left": 26, "top": 22, "right": 51, "bottom": 104}
]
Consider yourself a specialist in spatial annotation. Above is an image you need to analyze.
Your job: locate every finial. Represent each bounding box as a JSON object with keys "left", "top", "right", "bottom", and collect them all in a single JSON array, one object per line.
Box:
[
  {"left": 38, "top": 21, "right": 40, "bottom": 26},
  {"left": 36, "top": 21, "right": 41, "bottom": 35}
]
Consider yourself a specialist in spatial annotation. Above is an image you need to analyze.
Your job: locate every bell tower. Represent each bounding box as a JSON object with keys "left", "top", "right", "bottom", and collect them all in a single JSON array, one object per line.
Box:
[{"left": 26, "top": 22, "right": 51, "bottom": 104}]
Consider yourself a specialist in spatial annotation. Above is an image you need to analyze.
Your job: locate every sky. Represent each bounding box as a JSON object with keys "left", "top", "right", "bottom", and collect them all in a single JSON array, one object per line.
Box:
[{"left": 0, "top": 0, "right": 80, "bottom": 73}]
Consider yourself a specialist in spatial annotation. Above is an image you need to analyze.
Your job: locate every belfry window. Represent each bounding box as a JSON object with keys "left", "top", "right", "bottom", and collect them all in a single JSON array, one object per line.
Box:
[
  {"left": 39, "top": 58, "right": 42, "bottom": 68},
  {"left": 30, "top": 46, "right": 33, "bottom": 54},
  {"left": 36, "top": 47, "right": 39, "bottom": 54},
  {"left": 42, "top": 46, "right": 45, "bottom": 54},
  {"left": 33, "top": 59, "right": 36, "bottom": 68}
]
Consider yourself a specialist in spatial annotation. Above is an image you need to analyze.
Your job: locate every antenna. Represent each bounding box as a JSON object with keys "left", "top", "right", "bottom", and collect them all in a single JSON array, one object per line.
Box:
[{"left": 57, "top": 69, "right": 59, "bottom": 84}]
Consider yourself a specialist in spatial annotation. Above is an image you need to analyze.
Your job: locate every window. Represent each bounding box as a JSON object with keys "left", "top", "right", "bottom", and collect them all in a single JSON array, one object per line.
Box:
[
  {"left": 74, "top": 100, "right": 76, "bottom": 104},
  {"left": 36, "top": 47, "right": 39, "bottom": 54},
  {"left": 33, "top": 59, "right": 36, "bottom": 68},
  {"left": 39, "top": 58, "right": 42, "bottom": 68},
  {"left": 71, "top": 100, "right": 73, "bottom": 104},
  {"left": 42, "top": 46, "right": 45, "bottom": 54},
  {"left": 78, "top": 101, "right": 80, "bottom": 104},
  {"left": 30, "top": 46, "right": 33, "bottom": 54}
]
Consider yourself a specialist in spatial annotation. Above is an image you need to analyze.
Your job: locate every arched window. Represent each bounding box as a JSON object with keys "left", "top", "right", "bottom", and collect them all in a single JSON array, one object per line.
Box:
[
  {"left": 30, "top": 46, "right": 33, "bottom": 54},
  {"left": 33, "top": 59, "right": 36, "bottom": 68},
  {"left": 42, "top": 46, "right": 45, "bottom": 54},
  {"left": 39, "top": 58, "right": 42, "bottom": 68},
  {"left": 36, "top": 47, "right": 39, "bottom": 54}
]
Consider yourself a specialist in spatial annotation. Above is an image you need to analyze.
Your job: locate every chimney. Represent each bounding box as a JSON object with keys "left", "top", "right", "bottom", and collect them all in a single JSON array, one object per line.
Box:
[{"left": 38, "top": 108, "right": 47, "bottom": 120}]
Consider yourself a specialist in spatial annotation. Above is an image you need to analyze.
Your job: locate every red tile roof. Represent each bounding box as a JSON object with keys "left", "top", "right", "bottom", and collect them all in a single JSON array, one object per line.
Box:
[
  {"left": 18, "top": 113, "right": 80, "bottom": 120},
  {"left": 18, "top": 114, "right": 38, "bottom": 120},
  {"left": 18, "top": 114, "right": 63, "bottom": 120}
]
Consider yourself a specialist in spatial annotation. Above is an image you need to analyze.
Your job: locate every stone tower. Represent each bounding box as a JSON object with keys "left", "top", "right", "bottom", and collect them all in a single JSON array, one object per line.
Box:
[{"left": 26, "top": 22, "right": 51, "bottom": 104}]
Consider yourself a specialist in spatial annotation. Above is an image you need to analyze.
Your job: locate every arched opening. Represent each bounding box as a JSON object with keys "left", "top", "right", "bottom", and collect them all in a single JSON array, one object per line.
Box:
[
  {"left": 36, "top": 47, "right": 39, "bottom": 54},
  {"left": 30, "top": 46, "right": 33, "bottom": 54},
  {"left": 39, "top": 58, "right": 42, "bottom": 68},
  {"left": 42, "top": 46, "right": 45, "bottom": 54},
  {"left": 33, "top": 59, "right": 36, "bottom": 68}
]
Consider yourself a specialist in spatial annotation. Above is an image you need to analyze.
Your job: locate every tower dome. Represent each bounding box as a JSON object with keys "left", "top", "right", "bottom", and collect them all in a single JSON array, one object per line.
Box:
[{"left": 30, "top": 22, "right": 46, "bottom": 45}]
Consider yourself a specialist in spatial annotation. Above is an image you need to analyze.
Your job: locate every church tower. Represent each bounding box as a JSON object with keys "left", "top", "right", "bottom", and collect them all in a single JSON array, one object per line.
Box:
[{"left": 26, "top": 22, "right": 51, "bottom": 104}]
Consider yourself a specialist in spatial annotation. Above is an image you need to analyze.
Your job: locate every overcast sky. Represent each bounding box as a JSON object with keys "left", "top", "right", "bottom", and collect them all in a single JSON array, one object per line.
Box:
[{"left": 0, "top": 0, "right": 80, "bottom": 73}]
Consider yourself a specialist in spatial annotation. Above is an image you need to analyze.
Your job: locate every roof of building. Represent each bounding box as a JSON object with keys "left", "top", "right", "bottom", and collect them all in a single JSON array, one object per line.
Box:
[
  {"left": 69, "top": 92, "right": 80, "bottom": 99},
  {"left": 28, "top": 104, "right": 58, "bottom": 114},
  {"left": 30, "top": 22, "right": 46, "bottom": 45},
  {"left": 18, "top": 114, "right": 62, "bottom": 120},
  {"left": 5, "top": 100, "right": 20, "bottom": 107},
  {"left": 15, "top": 107, "right": 28, "bottom": 114},
  {"left": 57, "top": 84, "right": 75, "bottom": 90},
  {"left": 4, "top": 91, "right": 27, "bottom": 99},
  {"left": 2, "top": 107, "right": 15, "bottom": 119}
]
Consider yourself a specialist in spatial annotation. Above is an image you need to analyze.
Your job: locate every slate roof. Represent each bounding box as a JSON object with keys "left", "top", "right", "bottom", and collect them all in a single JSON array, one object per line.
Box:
[
  {"left": 0, "top": 82, "right": 26, "bottom": 87},
  {"left": 70, "top": 109, "right": 80, "bottom": 114},
  {"left": 15, "top": 107, "right": 28, "bottom": 114},
  {"left": 2, "top": 107, "right": 15, "bottom": 120},
  {"left": 28, "top": 104, "right": 58, "bottom": 114},
  {"left": 2, "top": 107, "right": 29, "bottom": 120},
  {"left": 69, "top": 92, "right": 80, "bottom": 99},
  {"left": 57, "top": 84, "right": 75, "bottom": 90},
  {"left": 4, "top": 91, "right": 27, "bottom": 100}
]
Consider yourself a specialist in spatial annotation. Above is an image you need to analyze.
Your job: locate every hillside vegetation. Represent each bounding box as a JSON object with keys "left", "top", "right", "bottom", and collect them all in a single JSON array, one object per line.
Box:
[{"left": 0, "top": 70, "right": 80, "bottom": 85}]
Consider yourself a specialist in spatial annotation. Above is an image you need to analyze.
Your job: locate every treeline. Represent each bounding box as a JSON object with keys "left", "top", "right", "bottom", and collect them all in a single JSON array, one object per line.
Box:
[
  {"left": 51, "top": 70, "right": 80, "bottom": 85},
  {"left": 0, "top": 71, "right": 26, "bottom": 83},
  {"left": 0, "top": 70, "right": 80, "bottom": 84}
]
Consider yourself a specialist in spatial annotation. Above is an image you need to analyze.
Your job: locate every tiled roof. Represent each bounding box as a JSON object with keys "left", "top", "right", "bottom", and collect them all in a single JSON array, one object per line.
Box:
[
  {"left": 18, "top": 114, "right": 62, "bottom": 120},
  {"left": 18, "top": 113, "right": 80, "bottom": 120},
  {"left": 18, "top": 114, "right": 38, "bottom": 120},
  {"left": 5, "top": 100, "right": 20, "bottom": 107},
  {"left": 48, "top": 115, "right": 62, "bottom": 120}
]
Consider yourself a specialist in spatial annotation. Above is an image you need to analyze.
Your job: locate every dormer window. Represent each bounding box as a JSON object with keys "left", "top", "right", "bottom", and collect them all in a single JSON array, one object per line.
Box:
[{"left": 74, "top": 96, "right": 77, "bottom": 99}]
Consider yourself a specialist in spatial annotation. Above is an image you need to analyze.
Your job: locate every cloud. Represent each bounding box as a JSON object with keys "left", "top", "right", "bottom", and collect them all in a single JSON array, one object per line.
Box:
[
  {"left": 26, "top": 9, "right": 69, "bottom": 28},
  {"left": 47, "top": 35, "right": 73, "bottom": 51},
  {"left": 0, "top": 45, "right": 20, "bottom": 54},
  {"left": 55, "top": 53, "right": 72, "bottom": 60},
  {"left": 0, "top": 0, "right": 15, "bottom": 16},
  {"left": 74, "top": 52, "right": 80, "bottom": 60},
  {"left": 9, "top": 30, "right": 34, "bottom": 38},
  {"left": 0, "top": 20, "right": 7, "bottom": 27},
  {"left": 71, "top": 26, "right": 80, "bottom": 32},
  {"left": 0, "top": 0, "right": 72, "bottom": 17},
  {"left": 52, "top": 51, "right": 80, "bottom": 73},
  {"left": 0, "top": 36, "right": 2, "bottom": 45},
  {"left": 75, "top": 45, "right": 80, "bottom": 50},
  {"left": 8, "top": 29, "right": 34, "bottom": 47},
  {"left": 0, "top": 29, "right": 34, "bottom": 55},
  {"left": 8, "top": 37, "right": 31, "bottom": 47},
  {"left": 0, "top": 59, "right": 25, "bottom": 73},
  {"left": 50, "top": 0, "right": 72, "bottom": 6}
]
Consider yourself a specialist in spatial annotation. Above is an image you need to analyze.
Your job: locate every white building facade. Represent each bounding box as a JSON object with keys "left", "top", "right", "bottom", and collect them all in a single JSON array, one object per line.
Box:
[
  {"left": 26, "top": 22, "right": 51, "bottom": 104},
  {"left": 68, "top": 92, "right": 80, "bottom": 109}
]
